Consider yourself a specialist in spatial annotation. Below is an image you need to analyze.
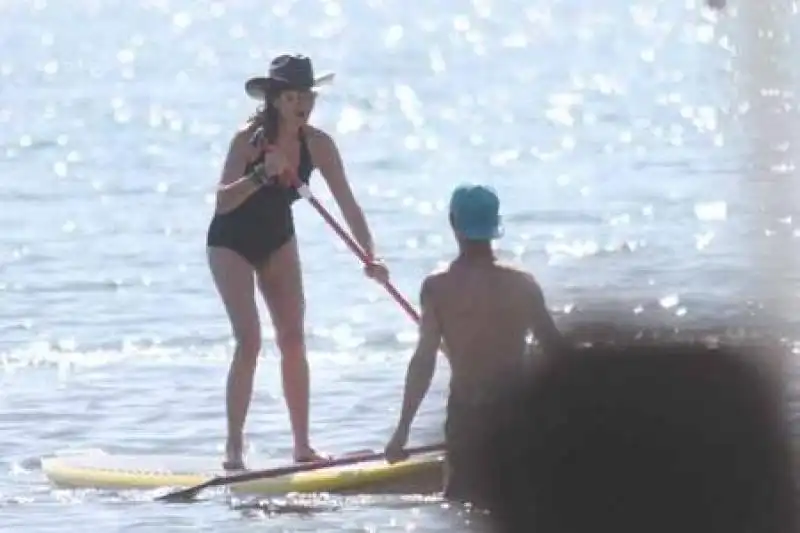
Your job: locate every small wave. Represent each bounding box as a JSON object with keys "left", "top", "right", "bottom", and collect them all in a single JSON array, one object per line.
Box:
[
  {"left": 0, "top": 136, "right": 61, "bottom": 153},
  {"left": 0, "top": 338, "right": 407, "bottom": 376},
  {"left": 2, "top": 279, "right": 136, "bottom": 295},
  {"left": 545, "top": 238, "right": 641, "bottom": 263},
  {"left": 232, "top": 494, "right": 343, "bottom": 517}
]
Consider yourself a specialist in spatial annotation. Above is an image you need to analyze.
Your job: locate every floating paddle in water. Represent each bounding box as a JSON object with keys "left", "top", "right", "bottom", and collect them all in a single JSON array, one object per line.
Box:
[{"left": 155, "top": 443, "right": 445, "bottom": 502}]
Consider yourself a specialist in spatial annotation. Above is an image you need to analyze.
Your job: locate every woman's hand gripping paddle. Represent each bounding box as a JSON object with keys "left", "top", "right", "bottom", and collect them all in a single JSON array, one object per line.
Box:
[{"left": 155, "top": 443, "right": 444, "bottom": 502}]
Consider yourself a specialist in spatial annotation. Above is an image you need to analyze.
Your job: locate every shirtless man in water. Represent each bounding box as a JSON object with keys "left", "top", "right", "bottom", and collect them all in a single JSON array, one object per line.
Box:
[{"left": 383, "top": 183, "right": 564, "bottom": 504}]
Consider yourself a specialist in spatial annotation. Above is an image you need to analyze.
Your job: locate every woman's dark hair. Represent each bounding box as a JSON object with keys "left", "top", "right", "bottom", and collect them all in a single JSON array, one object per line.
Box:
[{"left": 247, "top": 81, "right": 291, "bottom": 145}]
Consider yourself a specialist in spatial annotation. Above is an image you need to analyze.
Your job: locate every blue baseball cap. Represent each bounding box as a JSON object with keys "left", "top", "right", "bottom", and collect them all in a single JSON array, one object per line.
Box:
[{"left": 449, "top": 184, "right": 503, "bottom": 241}]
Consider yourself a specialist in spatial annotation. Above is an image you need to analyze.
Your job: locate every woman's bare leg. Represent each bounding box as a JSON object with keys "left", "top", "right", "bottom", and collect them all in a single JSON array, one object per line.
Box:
[
  {"left": 258, "top": 237, "right": 326, "bottom": 462},
  {"left": 208, "top": 247, "right": 261, "bottom": 469}
]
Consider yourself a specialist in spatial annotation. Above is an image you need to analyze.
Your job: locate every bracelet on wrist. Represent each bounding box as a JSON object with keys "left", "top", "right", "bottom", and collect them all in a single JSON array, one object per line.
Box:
[{"left": 247, "top": 164, "right": 271, "bottom": 186}]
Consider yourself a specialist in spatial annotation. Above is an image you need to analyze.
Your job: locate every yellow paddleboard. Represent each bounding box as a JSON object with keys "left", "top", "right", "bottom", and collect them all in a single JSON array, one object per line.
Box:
[{"left": 41, "top": 449, "right": 445, "bottom": 496}]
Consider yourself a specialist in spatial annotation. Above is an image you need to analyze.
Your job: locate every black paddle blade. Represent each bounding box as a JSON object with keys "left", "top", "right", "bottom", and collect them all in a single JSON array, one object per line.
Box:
[{"left": 156, "top": 484, "right": 207, "bottom": 503}]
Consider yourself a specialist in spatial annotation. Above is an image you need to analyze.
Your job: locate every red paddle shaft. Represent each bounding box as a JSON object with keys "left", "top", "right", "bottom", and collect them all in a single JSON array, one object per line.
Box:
[
  {"left": 253, "top": 143, "right": 421, "bottom": 323},
  {"left": 295, "top": 183, "right": 421, "bottom": 323}
]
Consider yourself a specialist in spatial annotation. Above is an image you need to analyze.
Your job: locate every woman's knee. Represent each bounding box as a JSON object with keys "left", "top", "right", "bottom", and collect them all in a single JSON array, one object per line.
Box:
[
  {"left": 233, "top": 327, "right": 261, "bottom": 362},
  {"left": 273, "top": 311, "right": 305, "bottom": 356},
  {"left": 269, "top": 286, "right": 305, "bottom": 356}
]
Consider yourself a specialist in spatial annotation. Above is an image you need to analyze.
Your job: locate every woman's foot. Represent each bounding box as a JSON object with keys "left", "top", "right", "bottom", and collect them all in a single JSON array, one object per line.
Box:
[
  {"left": 224, "top": 441, "right": 246, "bottom": 470},
  {"left": 293, "top": 446, "right": 331, "bottom": 463},
  {"left": 222, "top": 457, "right": 246, "bottom": 471}
]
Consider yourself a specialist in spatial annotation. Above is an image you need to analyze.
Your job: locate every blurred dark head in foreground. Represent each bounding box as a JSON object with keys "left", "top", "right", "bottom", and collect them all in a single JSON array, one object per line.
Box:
[{"left": 471, "top": 332, "right": 797, "bottom": 533}]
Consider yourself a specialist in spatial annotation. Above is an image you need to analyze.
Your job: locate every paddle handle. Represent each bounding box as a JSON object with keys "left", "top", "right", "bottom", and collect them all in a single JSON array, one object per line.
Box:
[{"left": 297, "top": 184, "right": 421, "bottom": 323}]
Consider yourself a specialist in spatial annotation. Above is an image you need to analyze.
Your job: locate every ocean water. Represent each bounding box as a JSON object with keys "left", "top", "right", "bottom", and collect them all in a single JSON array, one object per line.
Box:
[{"left": 1, "top": 0, "right": 799, "bottom": 531}]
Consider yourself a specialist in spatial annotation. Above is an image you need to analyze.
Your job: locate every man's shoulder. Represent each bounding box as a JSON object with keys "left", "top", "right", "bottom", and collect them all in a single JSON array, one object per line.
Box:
[
  {"left": 424, "top": 260, "right": 454, "bottom": 281},
  {"left": 421, "top": 266, "right": 446, "bottom": 290},
  {"left": 418, "top": 263, "right": 453, "bottom": 300},
  {"left": 494, "top": 259, "right": 538, "bottom": 282},
  {"left": 493, "top": 260, "right": 547, "bottom": 302}
]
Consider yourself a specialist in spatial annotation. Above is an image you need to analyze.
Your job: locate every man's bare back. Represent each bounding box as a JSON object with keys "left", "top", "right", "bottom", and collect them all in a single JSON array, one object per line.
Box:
[
  {"left": 424, "top": 256, "right": 562, "bottom": 398},
  {"left": 383, "top": 183, "right": 564, "bottom": 505}
]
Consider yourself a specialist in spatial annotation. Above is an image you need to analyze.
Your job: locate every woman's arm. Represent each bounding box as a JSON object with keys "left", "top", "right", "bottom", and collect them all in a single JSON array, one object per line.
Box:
[
  {"left": 309, "top": 128, "right": 377, "bottom": 258},
  {"left": 213, "top": 129, "right": 267, "bottom": 214}
]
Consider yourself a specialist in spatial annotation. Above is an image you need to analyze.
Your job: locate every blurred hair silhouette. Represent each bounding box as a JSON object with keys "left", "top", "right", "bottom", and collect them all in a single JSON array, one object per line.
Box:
[{"left": 467, "top": 327, "right": 797, "bottom": 533}]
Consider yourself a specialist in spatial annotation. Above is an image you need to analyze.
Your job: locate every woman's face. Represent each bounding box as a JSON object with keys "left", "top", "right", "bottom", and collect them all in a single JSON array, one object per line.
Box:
[{"left": 272, "top": 88, "right": 317, "bottom": 125}]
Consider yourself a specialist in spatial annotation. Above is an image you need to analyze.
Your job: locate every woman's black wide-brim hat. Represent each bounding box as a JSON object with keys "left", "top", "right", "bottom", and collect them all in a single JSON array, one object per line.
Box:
[{"left": 244, "top": 54, "right": 335, "bottom": 100}]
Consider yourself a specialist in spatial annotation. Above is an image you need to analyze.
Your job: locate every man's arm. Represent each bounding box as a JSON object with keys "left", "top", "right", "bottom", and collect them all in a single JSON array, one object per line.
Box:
[
  {"left": 528, "top": 278, "right": 565, "bottom": 356},
  {"left": 391, "top": 277, "right": 443, "bottom": 437}
]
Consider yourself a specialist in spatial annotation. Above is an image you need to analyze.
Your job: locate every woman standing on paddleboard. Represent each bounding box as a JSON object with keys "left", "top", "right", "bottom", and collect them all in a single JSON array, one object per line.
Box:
[{"left": 206, "top": 54, "right": 389, "bottom": 469}]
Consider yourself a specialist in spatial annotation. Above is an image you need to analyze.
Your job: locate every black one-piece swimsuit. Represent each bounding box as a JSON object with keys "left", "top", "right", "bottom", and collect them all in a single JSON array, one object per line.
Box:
[{"left": 206, "top": 130, "right": 314, "bottom": 268}]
